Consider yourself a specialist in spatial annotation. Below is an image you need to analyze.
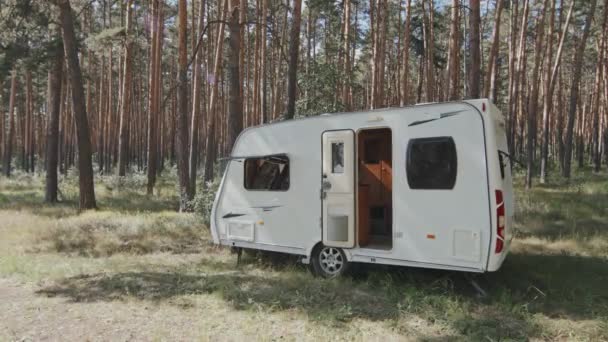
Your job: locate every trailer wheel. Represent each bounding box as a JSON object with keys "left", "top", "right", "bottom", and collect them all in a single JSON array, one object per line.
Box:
[{"left": 311, "top": 245, "right": 349, "bottom": 278}]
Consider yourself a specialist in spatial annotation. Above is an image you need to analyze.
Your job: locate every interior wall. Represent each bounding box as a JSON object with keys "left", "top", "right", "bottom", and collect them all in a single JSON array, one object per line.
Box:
[{"left": 357, "top": 128, "right": 393, "bottom": 246}]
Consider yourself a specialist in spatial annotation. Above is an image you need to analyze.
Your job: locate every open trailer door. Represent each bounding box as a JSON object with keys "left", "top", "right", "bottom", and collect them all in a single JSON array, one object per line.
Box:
[{"left": 321, "top": 130, "right": 355, "bottom": 248}]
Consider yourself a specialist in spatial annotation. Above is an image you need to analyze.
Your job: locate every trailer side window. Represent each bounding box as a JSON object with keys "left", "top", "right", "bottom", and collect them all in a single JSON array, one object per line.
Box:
[
  {"left": 406, "top": 137, "right": 457, "bottom": 190},
  {"left": 244, "top": 155, "right": 290, "bottom": 191}
]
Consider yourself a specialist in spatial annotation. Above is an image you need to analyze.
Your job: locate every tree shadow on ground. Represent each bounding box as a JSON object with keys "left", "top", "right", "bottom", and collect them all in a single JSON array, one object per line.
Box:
[
  {"left": 36, "top": 251, "right": 607, "bottom": 337},
  {"left": 37, "top": 269, "right": 398, "bottom": 322},
  {"left": 482, "top": 253, "right": 608, "bottom": 320},
  {"left": 516, "top": 190, "right": 608, "bottom": 240}
]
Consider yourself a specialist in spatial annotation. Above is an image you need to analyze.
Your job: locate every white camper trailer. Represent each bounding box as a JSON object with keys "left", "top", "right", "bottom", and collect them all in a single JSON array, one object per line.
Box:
[{"left": 210, "top": 99, "right": 515, "bottom": 277}]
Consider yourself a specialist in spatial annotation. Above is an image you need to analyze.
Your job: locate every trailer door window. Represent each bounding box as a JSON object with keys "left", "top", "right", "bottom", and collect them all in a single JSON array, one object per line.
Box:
[
  {"left": 244, "top": 155, "right": 290, "bottom": 191},
  {"left": 406, "top": 137, "right": 457, "bottom": 190},
  {"left": 332, "top": 142, "right": 345, "bottom": 173}
]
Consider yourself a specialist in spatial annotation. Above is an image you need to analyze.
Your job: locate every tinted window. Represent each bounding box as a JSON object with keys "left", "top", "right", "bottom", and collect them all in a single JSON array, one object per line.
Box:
[
  {"left": 406, "top": 137, "right": 457, "bottom": 190},
  {"left": 244, "top": 155, "right": 290, "bottom": 191}
]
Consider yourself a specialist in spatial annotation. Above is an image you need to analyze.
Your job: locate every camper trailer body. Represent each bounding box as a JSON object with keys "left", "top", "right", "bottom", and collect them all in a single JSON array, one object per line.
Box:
[{"left": 210, "top": 100, "right": 514, "bottom": 276}]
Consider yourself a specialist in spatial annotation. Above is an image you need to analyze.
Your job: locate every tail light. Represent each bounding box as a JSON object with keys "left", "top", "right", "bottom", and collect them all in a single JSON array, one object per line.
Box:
[{"left": 495, "top": 190, "right": 505, "bottom": 253}]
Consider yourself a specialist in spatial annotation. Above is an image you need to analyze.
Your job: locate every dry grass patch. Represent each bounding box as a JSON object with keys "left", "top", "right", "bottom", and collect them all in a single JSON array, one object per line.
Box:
[{"left": 38, "top": 211, "right": 208, "bottom": 257}]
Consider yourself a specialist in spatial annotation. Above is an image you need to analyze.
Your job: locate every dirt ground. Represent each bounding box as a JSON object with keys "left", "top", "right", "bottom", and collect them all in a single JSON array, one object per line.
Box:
[
  {"left": 1, "top": 277, "right": 210, "bottom": 341},
  {"left": 0, "top": 276, "right": 418, "bottom": 341}
]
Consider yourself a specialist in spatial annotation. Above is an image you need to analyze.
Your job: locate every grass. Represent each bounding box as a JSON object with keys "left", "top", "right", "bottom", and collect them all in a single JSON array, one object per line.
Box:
[{"left": 0, "top": 168, "right": 607, "bottom": 340}]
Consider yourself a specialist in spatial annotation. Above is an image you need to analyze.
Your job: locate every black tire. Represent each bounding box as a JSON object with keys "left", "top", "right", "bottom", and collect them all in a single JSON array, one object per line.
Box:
[{"left": 310, "top": 244, "right": 349, "bottom": 278}]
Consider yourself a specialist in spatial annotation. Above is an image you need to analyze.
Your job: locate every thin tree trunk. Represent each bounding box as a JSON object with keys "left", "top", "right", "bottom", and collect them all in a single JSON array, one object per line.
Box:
[
  {"left": 0, "top": 81, "right": 3, "bottom": 163},
  {"left": 507, "top": 0, "right": 519, "bottom": 153},
  {"left": 227, "top": 0, "right": 243, "bottom": 149},
  {"left": 189, "top": 0, "right": 206, "bottom": 198},
  {"left": 117, "top": 0, "right": 134, "bottom": 176},
  {"left": 525, "top": 0, "right": 549, "bottom": 189},
  {"left": 468, "top": 0, "right": 480, "bottom": 98},
  {"left": 540, "top": 0, "right": 574, "bottom": 182},
  {"left": 370, "top": 0, "right": 377, "bottom": 109},
  {"left": 400, "top": 0, "right": 412, "bottom": 106},
  {"left": 259, "top": 0, "right": 268, "bottom": 123},
  {"left": 2, "top": 71, "right": 17, "bottom": 177},
  {"left": 176, "top": 0, "right": 192, "bottom": 210},
  {"left": 285, "top": 0, "right": 302, "bottom": 119},
  {"left": 447, "top": 0, "right": 460, "bottom": 101},
  {"left": 342, "top": 0, "right": 351, "bottom": 110},
  {"left": 203, "top": 0, "right": 228, "bottom": 182},
  {"left": 147, "top": 0, "right": 163, "bottom": 195},
  {"left": 593, "top": 3, "right": 608, "bottom": 172},
  {"left": 563, "top": 0, "right": 597, "bottom": 178},
  {"left": 421, "top": 0, "right": 433, "bottom": 102},
  {"left": 483, "top": 0, "right": 503, "bottom": 101}
]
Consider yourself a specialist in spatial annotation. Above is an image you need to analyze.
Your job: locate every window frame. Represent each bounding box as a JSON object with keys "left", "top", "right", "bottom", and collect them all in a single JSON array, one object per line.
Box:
[
  {"left": 243, "top": 154, "right": 290, "bottom": 192},
  {"left": 406, "top": 136, "right": 458, "bottom": 190}
]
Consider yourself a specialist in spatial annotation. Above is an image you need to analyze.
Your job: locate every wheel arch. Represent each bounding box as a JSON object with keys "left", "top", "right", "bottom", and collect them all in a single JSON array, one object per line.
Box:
[{"left": 305, "top": 241, "right": 353, "bottom": 264}]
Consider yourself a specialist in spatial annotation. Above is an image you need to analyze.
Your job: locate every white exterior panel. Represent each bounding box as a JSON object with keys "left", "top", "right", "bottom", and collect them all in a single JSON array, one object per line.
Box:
[{"left": 211, "top": 100, "right": 512, "bottom": 273}]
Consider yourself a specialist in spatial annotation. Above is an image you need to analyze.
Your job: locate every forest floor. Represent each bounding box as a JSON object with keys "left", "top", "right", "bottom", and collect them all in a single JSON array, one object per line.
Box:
[{"left": 0, "top": 170, "right": 607, "bottom": 341}]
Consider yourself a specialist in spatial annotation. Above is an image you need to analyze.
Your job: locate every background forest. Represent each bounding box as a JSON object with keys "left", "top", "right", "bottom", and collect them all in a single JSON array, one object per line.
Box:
[{"left": 0, "top": 0, "right": 606, "bottom": 210}]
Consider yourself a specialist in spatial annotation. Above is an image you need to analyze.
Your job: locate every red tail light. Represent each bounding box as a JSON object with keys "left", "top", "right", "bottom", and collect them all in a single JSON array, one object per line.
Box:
[{"left": 495, "top": 190, "right": 505, "bottom": 253}]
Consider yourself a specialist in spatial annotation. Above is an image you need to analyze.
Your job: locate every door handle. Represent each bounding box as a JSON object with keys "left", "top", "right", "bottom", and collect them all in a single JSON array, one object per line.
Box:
[{"left": 322, "top": 180, "right": 332, "bottom": 190}]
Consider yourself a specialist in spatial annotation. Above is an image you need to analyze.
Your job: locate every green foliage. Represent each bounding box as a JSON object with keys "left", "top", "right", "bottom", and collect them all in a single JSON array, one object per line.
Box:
[
  {"left": 85, "top": 26, "right": 126, "bottom": 51},
  {"left": 0, "top": 0, "right": 54, "bottom": 79},
  {"left": 192, "top": 175, "right": 221, "bottom": 226},
  {"left": 296, "top": 62, "right": 345, "bottom": 116}
]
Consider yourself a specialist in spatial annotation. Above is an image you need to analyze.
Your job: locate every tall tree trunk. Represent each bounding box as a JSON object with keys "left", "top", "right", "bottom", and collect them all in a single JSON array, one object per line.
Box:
[
  {"left": 259, "top": 0, "right": 268, "bottom": 123},
  {"left": 56, "top": 0, "right": 97, "bottom": 210},
  {"left": 507, "top": 0, "right": 519, "bottom": 153},
  {"left": 421, "top": 0, "right": 434, "bottom": 102},
  {"left": 46, "top": 39, "right": 64, "bottom": 203},
  {"left": 511, "top": 0, "right": 530, "bottom": 156},
  {"left": 106, "top": 4, "right": 114, "bottom": 173},
  {"left": 2, "top": 71, "right": 17, "bottom": 177},
  {"left": 483, "top": 0, "right": 503, "bottom": 101},
  {"left": 24, "top": 71, "right": 33, "bottom": 172},
  {"left": 342, "top": 0, "right": 351, "bottom": 110},
  {"left": 400, "top": 0, "right": 412, "bottom": 106},
  {"left": 447, "top": 0, "right": 460, "bottom": 101},
  {"left": 203, "top": 0, "right": 228, "bottom": 182},
  {"left": 370, "top": 0, "right": 377, "bottom": 109},
  {"left": 147, "top": 0, "right": 163, "bottom": 195},
  {"left": 0, "top": 81, "right": 3, "bottom": 162},
  {"left": 563, "top": 0, "right": 597, "bottom": 178},
  {"left": 189, "top": 0, "right": 206, "bottom": 198},
  {"left": 285, "top": 0, "right": 302, "bottom": 119},
  {"left": 227, "top": 0, "right": 243, "bottom": 148},
  {"left": 540, "top": 0, "right": 574, "bottom": 182},
  {"left": 593, "top": 3, "right": 608, "bottom": 172},
  {"left": 525, "top": 0, "right": 549, "bottom": 189},
  {"left": 468, "top": 0, "right": 480, "bottom": 98},
  {"left": 176, "top": 0, "right": 192, "bottom": 210},
  {"left": 117, "top": 0, "right": 134, "bottom": 177}
]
